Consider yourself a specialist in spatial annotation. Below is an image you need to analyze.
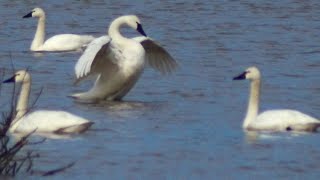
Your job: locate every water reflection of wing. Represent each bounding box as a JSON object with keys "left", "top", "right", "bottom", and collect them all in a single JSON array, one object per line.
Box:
[
  {"left": 11, "top": 132, "right": 72, "bottom": 140},
  {"left": 244, "top": 130, "right": 306, "bottom": 143}
]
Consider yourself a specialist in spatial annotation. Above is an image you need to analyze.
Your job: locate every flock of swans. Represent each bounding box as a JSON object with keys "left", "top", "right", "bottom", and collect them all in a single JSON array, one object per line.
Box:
[{"left": 2, "top": 7, "right": 319, "bottom": 137}]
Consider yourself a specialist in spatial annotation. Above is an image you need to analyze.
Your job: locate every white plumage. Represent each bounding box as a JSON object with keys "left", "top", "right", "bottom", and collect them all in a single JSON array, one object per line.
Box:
[
  {"left": 38, "top": 34, "right": 94, "bottom": 52},
  {"left": 23, "top": 7, "right": 94, "bottom": 52},
  {"left": 233, "top": 66, "right": 320, "bottom": 132},
  {"left": 71, "top": 15, "right": 177, "bottom": 102},
  {"left": 3, "top": 70, "right": 93, "bottom": 134},
  {"left": 75, "top": 36, "right": 111, "bottom": 78},
  {"left": 250, "top": 110, "right": 319, "bottom": 131},
  {"left": 12, "top": 110, "right": 91, "bottom": 134}
]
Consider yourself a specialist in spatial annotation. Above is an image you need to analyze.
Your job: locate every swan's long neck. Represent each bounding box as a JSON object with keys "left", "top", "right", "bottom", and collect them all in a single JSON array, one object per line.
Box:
[
  {"left": 31, "top": 15, "right": 46, "bottom": 50},
  {"left": 243, "top": 79, "right": 260, "bottom": 128},
  {"left": 10, "top": 80, "right": 31, "bottom": 132},
  {"left": 108, "top": 17, "right": 130, "bottom": 47}
]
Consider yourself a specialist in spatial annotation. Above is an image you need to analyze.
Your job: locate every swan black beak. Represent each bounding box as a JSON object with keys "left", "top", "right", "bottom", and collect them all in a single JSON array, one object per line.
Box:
[
  {"left": 137, "top": 23, "right": 147, "bottom": 37},
  {"left": 23, "top": 12, "right": 33, "bottom": 18},
  {"left": 233, "top": 72, "right": 247, "bottom": 80},
  {"left": 3, "top": 75, "right": 16, "bottom": 83}
]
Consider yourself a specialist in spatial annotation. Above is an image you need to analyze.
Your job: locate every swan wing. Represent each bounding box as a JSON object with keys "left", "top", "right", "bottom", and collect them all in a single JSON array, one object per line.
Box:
[
  {"left": 253, "top": 109, "right": 320, "bottom": 131},
  {"left": 133, "top": 36, "right": 178, "bottom": 75},
  {"left": 75, "top": 36, "right": 118, "bottom": 83}
]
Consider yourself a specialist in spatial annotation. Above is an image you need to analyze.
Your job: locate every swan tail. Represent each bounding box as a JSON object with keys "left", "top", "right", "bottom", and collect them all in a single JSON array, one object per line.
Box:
[
  {"left": 54, "top": 122, "right": 94, "bottom": 134},
  {"left": 287, "top": 123, "right": 320, "bottom": 132},
  {"left": 80, "top": 35, "right": 95, "bottom": 46},
  {"left": 68, "top": 92, "right": 100, "bottom": 103}
]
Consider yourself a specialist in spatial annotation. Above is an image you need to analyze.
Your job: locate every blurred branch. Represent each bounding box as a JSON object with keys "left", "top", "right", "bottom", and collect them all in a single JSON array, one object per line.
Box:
[{"left": 42, "top": 162, "right": 75, "bottom": 177}]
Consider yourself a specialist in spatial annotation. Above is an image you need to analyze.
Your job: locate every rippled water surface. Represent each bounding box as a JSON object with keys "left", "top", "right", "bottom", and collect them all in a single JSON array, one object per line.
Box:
[{"left": 0, "top": 0, "right": 320, "bottom": 179}]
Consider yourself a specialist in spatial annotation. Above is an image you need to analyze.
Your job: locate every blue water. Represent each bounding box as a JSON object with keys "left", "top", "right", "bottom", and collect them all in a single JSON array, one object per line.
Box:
[{"left": 0, "top": 0, "right": 319, "bottom": 179}]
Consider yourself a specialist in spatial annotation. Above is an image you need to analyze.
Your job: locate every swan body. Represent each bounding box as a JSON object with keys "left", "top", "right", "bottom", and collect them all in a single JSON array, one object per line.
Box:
[
  {"left": 10, "top": 110, "right": 92, "bottom": 134},
  {"left": 3, "top": 70, "right": 93, "bottom": 134},
  {"left": 23, "top": 7, "right": 94, "bottom": 52},
  {"left": 233, "top": 66, "right": 320, "bottom": 132},
  {"left": 71, "top": 15, "right": 177, "bottom": 102},
  {"left": 249, "top": 110, "right": 320, "bottom": 132}
]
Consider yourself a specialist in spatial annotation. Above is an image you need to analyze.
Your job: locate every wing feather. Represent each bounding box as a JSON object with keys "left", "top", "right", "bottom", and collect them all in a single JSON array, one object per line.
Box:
[
  {"left": 75, "top": 36, "right": 111, "bottom": 79},
  {"left": 133, "top": 37, "right": 178, "bottom": 75}
]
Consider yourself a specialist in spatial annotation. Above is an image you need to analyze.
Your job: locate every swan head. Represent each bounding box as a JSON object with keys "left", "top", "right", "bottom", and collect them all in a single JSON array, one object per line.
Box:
[
  {"left": 3, "top": 70, "right": 31, "bottom": 84},
  {"left": 125, "top": 15, "right": 147, "bottom": 37},
  {"left": 233, "top": 66, "right": 261, "bottom": 81},
  {"left": 23, "top": 7, "right": 45, "bottom": 18}
]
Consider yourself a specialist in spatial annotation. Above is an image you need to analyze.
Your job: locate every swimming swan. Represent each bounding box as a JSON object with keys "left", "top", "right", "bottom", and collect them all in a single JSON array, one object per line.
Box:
[
  {"left": 23, "top": 7, "right": 95, "bottom": 52},
  {"left": 71, "top": 15, "right": 178, "bottom": 102},
  {"left": 3, "top": 70, "right": 93, "bottom": 134},
  {"left": 233, "top": 66, "right": 320, "bottom": 132}
]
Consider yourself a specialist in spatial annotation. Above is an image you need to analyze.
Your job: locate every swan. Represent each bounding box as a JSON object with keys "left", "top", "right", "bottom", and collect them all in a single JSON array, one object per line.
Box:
[
  {"left": 3, "top": 70, "right": 93, "bottom": 134},
  {"left": 233, "top": 66, "right": 320, "bottom": 132},
  {"left": 23, "top": 7, "right": 95, "bottom": 52},
  {"left": 71, "top": 15, "right": 178, "bottom": 102}
]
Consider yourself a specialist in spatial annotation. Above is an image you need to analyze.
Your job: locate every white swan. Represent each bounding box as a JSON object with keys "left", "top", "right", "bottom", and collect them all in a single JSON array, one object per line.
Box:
[
  {"left": 233, "top": 66, "right": 320, "bottom": 132},
  {"left": 3, "top": 70, "right": 93, "bottom": 134},
  {"left": 23, "top": 7, "right": 95, "bottom": 52},
  {"left": 71, "top": 15, "right": 177, "bottom": 102}
]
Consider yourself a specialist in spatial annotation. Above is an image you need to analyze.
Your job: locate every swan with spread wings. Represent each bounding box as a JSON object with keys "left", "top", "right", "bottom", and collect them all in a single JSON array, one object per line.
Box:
[{"left": 71, "top": 15, "right": 178, "bottom": 102}]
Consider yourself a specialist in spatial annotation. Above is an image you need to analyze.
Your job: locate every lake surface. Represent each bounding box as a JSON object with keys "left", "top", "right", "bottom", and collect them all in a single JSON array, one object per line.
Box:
[{"left": 0, "top": 0, "right": 320, "bottom": 179}]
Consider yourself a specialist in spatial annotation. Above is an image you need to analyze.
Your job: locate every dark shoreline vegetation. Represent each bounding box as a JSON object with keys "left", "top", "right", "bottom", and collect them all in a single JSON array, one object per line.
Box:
[
  {"left": 0, "top": 68, "right": 74, "bottom": 177},
  {"left": 0, "top": 68, "right": 33, "bottom": 176}
]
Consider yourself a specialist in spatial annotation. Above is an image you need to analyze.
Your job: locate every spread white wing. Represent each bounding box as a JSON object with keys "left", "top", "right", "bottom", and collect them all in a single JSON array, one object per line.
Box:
[
  {"left": 133, "top": 36, "right": 178, "bottom": 74},
  {"left": 75, "top": 36, "right": 111, "bottom": 79}
]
